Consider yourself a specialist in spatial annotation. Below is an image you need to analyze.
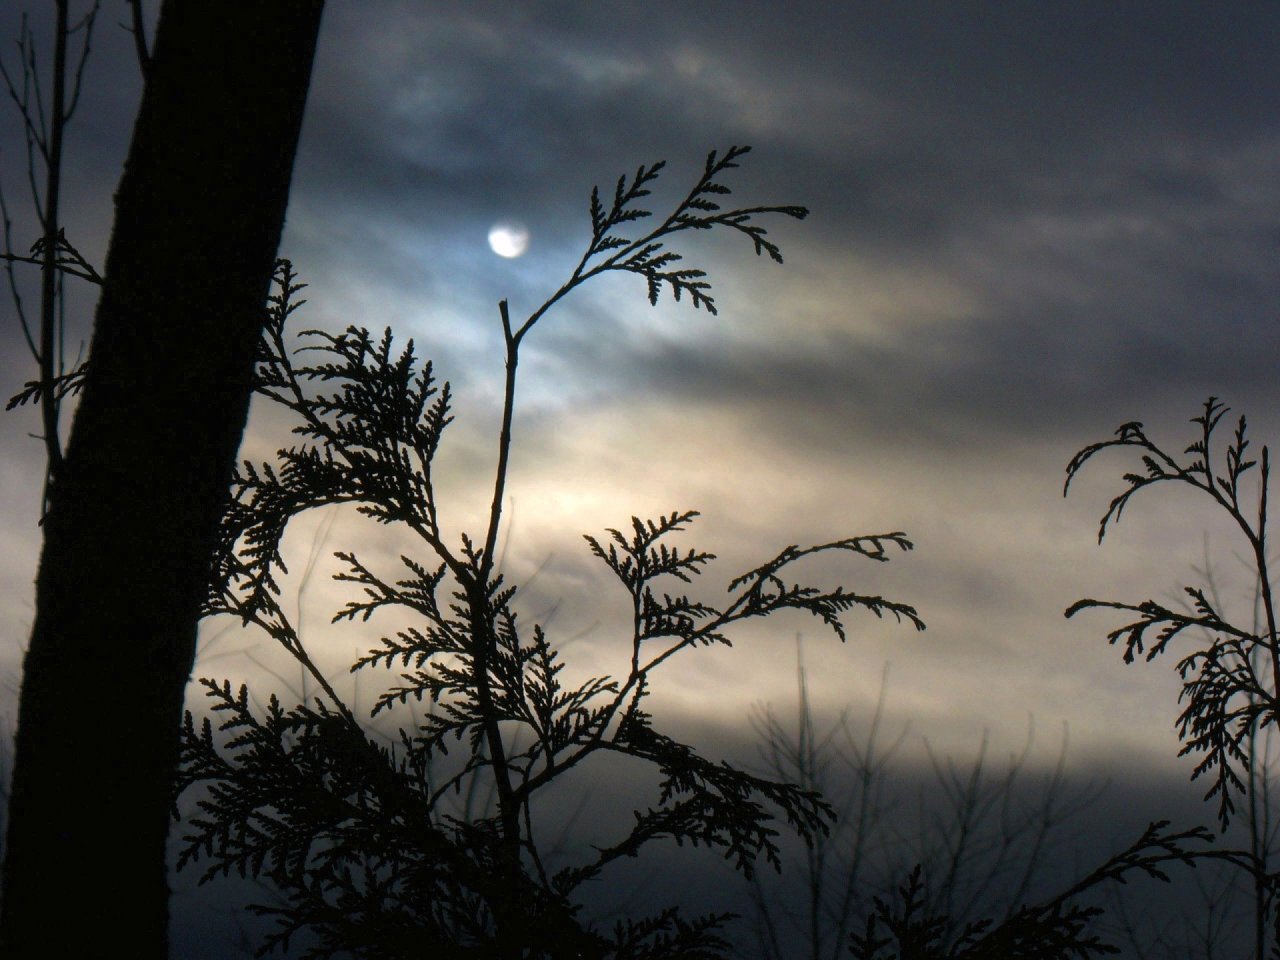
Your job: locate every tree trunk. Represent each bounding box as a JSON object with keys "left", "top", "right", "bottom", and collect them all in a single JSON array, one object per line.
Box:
[{"left": 0, "top": 3, "right": 325, "bottom": 957}]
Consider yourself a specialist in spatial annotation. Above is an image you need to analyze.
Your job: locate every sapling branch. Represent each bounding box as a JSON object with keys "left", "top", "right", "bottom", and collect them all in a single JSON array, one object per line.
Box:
[
  {"left": 1254, "top": 449, "right": 1280, "bottom": 705},
  {"left": 1067, "top": 398, "right": 1280, "bottom": 832},
  {"left": 481, "top": 298, "right": 518, "bottom": 584},
  {"left": 183, "top": 148, "right": 905, "bottom": 957},
  {"left": 211, "top": 554, "right": 357, "bottom": 728},
  {"left": 513, "top": 146, "right": 807, "bottom": 340},
  {"left": 1, "top": 2, "right": 103, "bottom": 512}
]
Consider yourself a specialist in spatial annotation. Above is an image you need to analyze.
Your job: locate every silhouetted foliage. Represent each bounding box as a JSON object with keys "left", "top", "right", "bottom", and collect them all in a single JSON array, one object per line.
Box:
[
  {"left": 747, "top": 654, "right": 1108, "bottom": 960},
  {"left": 0, "top": 3, "right": 102, "bottom": 507},
  {"left": 178, "top": 149, "right": 924, "bottom": 958},
  {"left": 850, "top": 823, "right": 1252, "bottom": 960},
  {"left": 730, "top": 400, "right": 1280, "bottom": 958},
  {"left": 1066, "top": 397, "right": 1280, "bottom": 956},
  {"left": 1066, "top": 399, "right": 1277, "bottom": 830}
]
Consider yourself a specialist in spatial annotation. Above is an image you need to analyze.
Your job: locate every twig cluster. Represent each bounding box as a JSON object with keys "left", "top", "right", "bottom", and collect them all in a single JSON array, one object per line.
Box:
[
  {"left": 1066, "top": 397, "right": 1280, "bottom": 955},
  {"left": 179, "top": 151, "right": 921, "bottom": 958},
  {"left": 1066, "top": 398, "right": 1279, "bottom": 830}
]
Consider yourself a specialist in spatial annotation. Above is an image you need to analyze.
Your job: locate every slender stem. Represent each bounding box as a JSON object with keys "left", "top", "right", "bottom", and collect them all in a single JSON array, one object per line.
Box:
[
  {"left": 128, "top": 0, "right": 150, "bottom": 78},
  {"left": 63, "top": 2, "right": 102, "bottom": 122},
  {"left": 795, "top": 654, "right": 822, "bottom": 959},
  {"left": 0, "top": 184, "right": 38, "bottom": 357},
  {"left": 281, "top": 630, "right": 356, "bottom": 726},
  {"left": 37, "top": 0, "right": 70, "bottom": 510},
  {"left": 224, "top": 569, "right": 358, "bottom": 725},
  {"left": 472, "top": 298, "right": 523, "bottom": 954},
  {"left": 1249, "top": 681, "right": 1265, "bottom": 959},
  {"left": 480, "top": 299, "right": 517, "bottom": 583},
  {"left": 0, "top": 250, "right": 99, "bottom": 283},
  {"left": 1257, "top": 451, "right": 1280, "bottom": 708},
  {"left": 1255, "top": 448, "right": 1276, "bottom": 960},
  {"left": 629, "top": 581, "right": 643, "bottom": 677},
  {"left": 468, "top": 586, "right": 517, "bottom": 816}
]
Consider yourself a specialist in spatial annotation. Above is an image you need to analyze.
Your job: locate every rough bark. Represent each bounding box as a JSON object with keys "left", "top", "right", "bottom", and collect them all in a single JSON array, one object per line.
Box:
[{"left": 0, "top": 3, "right": 326, "bottom": 956}]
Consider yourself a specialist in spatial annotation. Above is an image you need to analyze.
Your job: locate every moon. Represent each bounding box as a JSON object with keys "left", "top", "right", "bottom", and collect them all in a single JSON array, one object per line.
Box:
[{"left": 487, "top": 221, "right": 529, "bottom": 258}]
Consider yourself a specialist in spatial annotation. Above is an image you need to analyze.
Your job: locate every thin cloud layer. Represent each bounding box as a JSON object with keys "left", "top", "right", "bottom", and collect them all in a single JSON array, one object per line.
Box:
[{"left": 2, "top": 10, "right": 1278, "bottom": 945}]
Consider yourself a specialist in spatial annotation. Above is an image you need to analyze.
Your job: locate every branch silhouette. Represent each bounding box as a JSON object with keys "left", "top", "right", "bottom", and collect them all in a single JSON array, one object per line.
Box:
[{"left": 181, "top": 149, "right": 919, "bottom": 959}]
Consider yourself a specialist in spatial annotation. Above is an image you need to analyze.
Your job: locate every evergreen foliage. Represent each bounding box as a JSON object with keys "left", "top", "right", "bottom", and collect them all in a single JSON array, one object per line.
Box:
[
  {"left": 1066, "top": 397, "right": 1280, "bottom": 955},
  {"left": 849, "top": 822, "right": 1255, "bottom": 959},
  {"left": 178, "top": 148, "right": 924, "bottom": 958},
  {"left": 171, "top": 148, "right": 1253, "bottom": 959},
  {"left": 1066, "top": 399, "right": 1278, "bottom": 831}
]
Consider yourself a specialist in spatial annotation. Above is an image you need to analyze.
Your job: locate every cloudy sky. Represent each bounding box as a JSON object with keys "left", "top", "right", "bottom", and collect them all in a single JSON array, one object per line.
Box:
[{"left": 3, "top": 1, "right": 1280, "bottom": 954}]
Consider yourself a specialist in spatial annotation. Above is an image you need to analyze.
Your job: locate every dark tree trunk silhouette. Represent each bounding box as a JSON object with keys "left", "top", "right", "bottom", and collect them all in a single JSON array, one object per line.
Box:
[{"left": 0, "top": 3, "right": 325, "bottom": 957}]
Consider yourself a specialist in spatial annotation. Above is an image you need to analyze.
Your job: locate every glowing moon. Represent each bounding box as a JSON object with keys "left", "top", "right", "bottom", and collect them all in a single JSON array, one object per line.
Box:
[{"left": 487, "top": 221, "right": 529, "bottom": 258}]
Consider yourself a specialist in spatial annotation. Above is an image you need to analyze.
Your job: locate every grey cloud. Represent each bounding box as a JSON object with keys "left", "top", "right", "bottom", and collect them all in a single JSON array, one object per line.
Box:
[
  {"left": 3, "top": 7, "right": 1279, "bottom": 950},
  {"left": 285, "top": 1, "right": 1280, "bottom": 468}
]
